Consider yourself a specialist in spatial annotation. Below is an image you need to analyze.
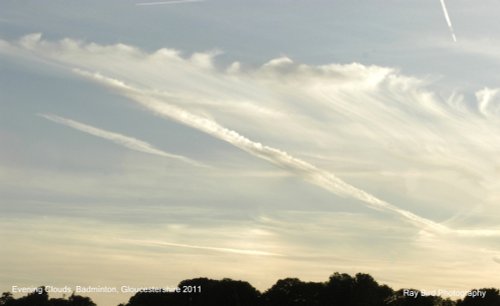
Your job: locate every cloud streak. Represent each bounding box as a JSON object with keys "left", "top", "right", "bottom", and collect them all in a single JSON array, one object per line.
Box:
[
  {"left": 5, "top": 35, "right": 500, "bottom": 237},
  {"left": 4, "top": 34, "right": 500, "bottom": 297},
  {"left": 439, "top": 0, "right": 457, "bottom": 42},
  {"left": 39, "top": 113, "right": 203, "bottom": 167},
  {"left": 75, "top": 70, "right": 465, "bottom": 236},
  {"left": 75, "top": 70, "right": 500, "bottom": 238},
  {"left": 122, "top": 239, "right": 282, "bottom": 256}
]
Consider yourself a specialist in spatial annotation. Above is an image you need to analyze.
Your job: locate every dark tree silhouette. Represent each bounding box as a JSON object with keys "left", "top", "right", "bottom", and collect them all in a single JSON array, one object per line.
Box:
[
  {"left": 321, "top": 273, "right": 395, "bottom": 306},
  {"left": 176, "top": 278, "right": 260, "bottom": 306},
  {"left": 4, "top": 273, "right": 500, "bottom": 306},
  {"left": 0, "top": 292, "right": 14, "bottom": 306},
  {"left": 325, "top": 272, "right": 355, "bottom": 305},
  {"left": 48, "top": 298, "right": 71, "bottom": 306},
  {"left": 0, "top": 288, "right": 97, "bottom": 306},
  {"left": 457, "top": 288, "right": 500, "bottom": 306},
  {"left": 122, "top": 277, "right": 260, "bottom": 306},
  {"left": 262, "top": 278, "right": 325, "bottom": 306},
  {"left": 260, "top": 272, "right": 395, "bottom": 306},
  {"left": 352, "top": 273, "right": 394, "bottom": 306},
  {"left": 124, "top": 290, "right": 176, "bottom": 306},
  {"left": 441, "top": 299, "right": 459, "bottom": 306},
  {"left": 385, "top": 289, "right": 445, "bottom": 306},
  {"left": 67, "top": 293, "right": 96, "bottom": 306},
  {"left": 14, "top": 286, "right": 50, "bottom": 306}
]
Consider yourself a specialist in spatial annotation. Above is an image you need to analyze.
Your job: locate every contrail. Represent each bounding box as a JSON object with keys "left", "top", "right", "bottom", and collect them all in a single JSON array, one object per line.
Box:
[
  {"left": 122, "top": 239, "right": 282, "bottom": 256},
  {"left": 76, "top": 70, "right": 500, "bottom": 238},
  {"left": 439, "top": 0, "right": 457, "bottom": 42},
  {"left": 39, "top": 113, "right": 203, "bottom": 167},
  {"left": 76, "top": 71, "right": 448, "bottom": 233},
  {"left": 136, "top": 0, "right": 203, "bottom": 6}
]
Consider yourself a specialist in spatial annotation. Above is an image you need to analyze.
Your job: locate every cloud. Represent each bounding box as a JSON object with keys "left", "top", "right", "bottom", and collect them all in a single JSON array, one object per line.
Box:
[
  {"left": 3, "top": 35, "right": 500, "bottom": 237},
  {"left": 39, "top": 113, "right": 203, "bottom": 167},
  {"left": 76, "top": 70, "right": 450, "bottom": 232},
  {"left": 121, "top": 239, "right": 282, "bottom": 256},
  {"left": 80, "top": 71, "right": 500, "bottom": 238},
  {"left": 476, "top": 87, "right": 500, "bottom": 116},
  {"left": 4, "top": 34, "right": 500, "bottom": 299},
  {"left": 0, "top": 216, "right": 286, "bottom": 304}
]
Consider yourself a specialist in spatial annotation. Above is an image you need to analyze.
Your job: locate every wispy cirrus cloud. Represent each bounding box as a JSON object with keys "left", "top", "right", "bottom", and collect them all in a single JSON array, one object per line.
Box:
[
  {"left": 39, "top": 113, "right": 203, "bottom": 167},
  {"left": 3, "top": 34, "right": 500, "bottom": 292},
  {"left": 78, "top": 70, "right": 500, "bottom": 238},
  {"left": 122, "top": 239, "right": 282, "bottom": 256},
  {"left": 75, "top": 70, "right": 451, "bottom": 235},
  {"left": 4, "top": 35, "right": 499, "bottom": 236}
]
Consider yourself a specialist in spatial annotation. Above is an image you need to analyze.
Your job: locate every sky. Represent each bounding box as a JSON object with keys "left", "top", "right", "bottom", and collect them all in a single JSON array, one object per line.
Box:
[{"left": 1, "top": 1, "right": 500, "bottom": 305}]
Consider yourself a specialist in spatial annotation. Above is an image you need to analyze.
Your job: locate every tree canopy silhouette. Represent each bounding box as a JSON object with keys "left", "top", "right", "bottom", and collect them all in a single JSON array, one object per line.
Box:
[
  {"left": 262, "top": 277, "right": 325, "bottom": 306},
  {"left": 456, "top": 288, "right": 500, "bottom": 306},
  {"left": 0, "top": 287, "right": 96, "bottom": 306},
  {"left": 2, "top": 273, "right": 499, "bottom": 306}
]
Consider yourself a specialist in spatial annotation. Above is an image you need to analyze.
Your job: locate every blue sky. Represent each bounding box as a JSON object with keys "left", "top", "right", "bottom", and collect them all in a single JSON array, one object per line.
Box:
[{"left": 2, "top": 1, "right": 500, "bottom": 305}]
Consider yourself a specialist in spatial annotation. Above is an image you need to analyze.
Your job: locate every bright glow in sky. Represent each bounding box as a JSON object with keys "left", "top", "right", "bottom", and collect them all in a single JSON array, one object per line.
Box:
[{"left": 1, "top": 1, "right": 500, "bottom": 305}]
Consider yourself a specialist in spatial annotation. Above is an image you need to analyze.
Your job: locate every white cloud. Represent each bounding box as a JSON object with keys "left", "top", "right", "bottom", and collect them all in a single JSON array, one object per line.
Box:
[
  {"left": 78, "top": 69, "right": 452, "bottom": 235},
  {"left": 75, "top": 68, "right": 500, "bottom": 239},
  {"left": 3, "top": 34, "right": 500, "bottom": 295},
  {"left": 121, "top": 239, "right": 283, "bottom": 256},
  {"left": 476, "top": 87, "right": 500, "bottom": 116},
  {"left": 3, "top": 34, "right": 500, "bottom": 230}
]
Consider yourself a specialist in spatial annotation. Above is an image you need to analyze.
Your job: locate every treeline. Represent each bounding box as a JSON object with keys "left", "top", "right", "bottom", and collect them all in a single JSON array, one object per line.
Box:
[
  {"left": 0, "top": 290, "right": 95, "bottom": 306},
  {"left": 2, "top": 272, "right": 499, "bottom": 306}
]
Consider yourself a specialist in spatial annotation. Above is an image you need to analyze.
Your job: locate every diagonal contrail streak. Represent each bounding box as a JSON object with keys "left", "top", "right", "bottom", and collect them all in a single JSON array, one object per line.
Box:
[
  {"left": 74, "top": 70, "right": 500, "bottom": 238},
  {"left": 121, "top": 239, "right": 282, "bottom": 256},
  {"left": 39, "top": 113, "right": 204, "bottom": 167},
  {"left": 75, "top": 70, "right": 449, "bottom": 233},
  {"left": 439, "top": 0, "right": 457, "bottom": 42}
]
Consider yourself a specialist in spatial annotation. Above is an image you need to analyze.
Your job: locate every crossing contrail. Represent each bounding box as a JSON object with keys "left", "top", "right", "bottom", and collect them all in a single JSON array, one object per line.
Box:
[{"left": 439, "top": 0, "right": 457, "bottom": 42}]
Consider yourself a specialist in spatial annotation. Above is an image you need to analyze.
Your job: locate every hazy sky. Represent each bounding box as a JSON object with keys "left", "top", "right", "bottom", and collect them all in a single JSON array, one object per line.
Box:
[{"left": 2, "top": 1, "right": 500, "bottom": 305}]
